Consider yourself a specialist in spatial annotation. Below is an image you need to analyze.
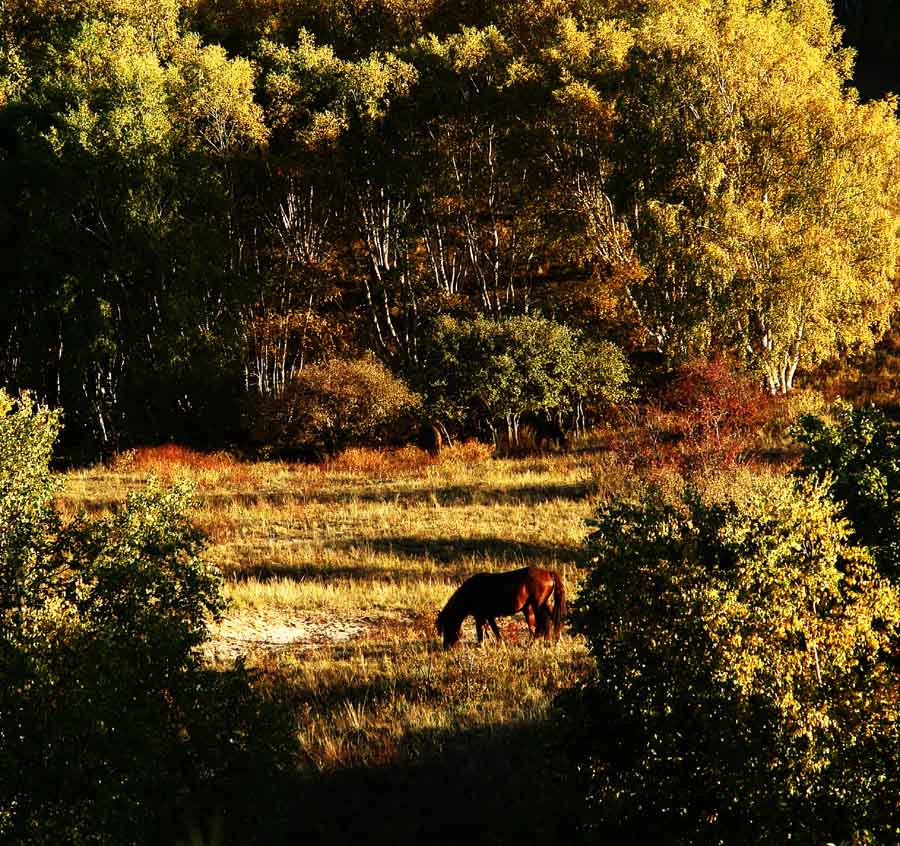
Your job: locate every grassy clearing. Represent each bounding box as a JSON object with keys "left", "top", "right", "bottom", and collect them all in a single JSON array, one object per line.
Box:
[{"left": 61, "top": 443, "right": 605, "bottom": 842}]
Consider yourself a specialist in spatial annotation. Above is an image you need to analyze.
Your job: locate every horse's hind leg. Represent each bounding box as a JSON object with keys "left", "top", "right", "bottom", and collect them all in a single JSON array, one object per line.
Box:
[
  {"left": 533, "top": 605, "right": 545, "bottom": 639},
  {"left": 476, "top": 617, "right": 485, "bottom": 644},
  {"left": 533, "top": 601, "right": 554, "bottom": 640},
  {"left": 523, "top": 604, "right": 537, "bottom": 638}
]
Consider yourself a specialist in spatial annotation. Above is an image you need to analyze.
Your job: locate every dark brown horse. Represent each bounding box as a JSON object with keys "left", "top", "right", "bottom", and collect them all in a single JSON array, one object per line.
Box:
[{"left": 435, "top": 566, "right": 566, "bottom": 648}]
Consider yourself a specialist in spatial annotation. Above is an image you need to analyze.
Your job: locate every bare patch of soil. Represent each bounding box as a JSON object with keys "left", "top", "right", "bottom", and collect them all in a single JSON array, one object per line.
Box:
[{"left": 203, "top": 609, "right": 391, "bottom": 662}]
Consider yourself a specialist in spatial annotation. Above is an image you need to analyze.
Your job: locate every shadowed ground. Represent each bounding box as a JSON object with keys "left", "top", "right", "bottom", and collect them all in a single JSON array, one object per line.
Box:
[{"left": 285, "top": 720, "right": 583, "bottom": 845}]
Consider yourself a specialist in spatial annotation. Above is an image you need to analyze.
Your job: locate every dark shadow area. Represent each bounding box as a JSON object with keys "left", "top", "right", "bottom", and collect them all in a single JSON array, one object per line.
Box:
[
  {"left": 341, "top": 536, "right": 582, "bottom": 565},
  {"left": 57, "top": 497, "right": 128, "bottom": 515},
  {"left": 203, "top": 480, "right": 593, "bottom": 510},
  {"left": 225, "top": 537, "right": 580, "bottom": 584},
  {"left": 284, "top": 719, "right": 583, "bottom": 846},
  {"left": 836, "top": 1, "right": 900, "bottom": 102}
]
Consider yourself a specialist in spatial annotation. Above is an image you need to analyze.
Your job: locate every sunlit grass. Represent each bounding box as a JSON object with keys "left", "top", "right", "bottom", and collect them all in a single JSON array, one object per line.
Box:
[
  {"left": 60, "top": 443, "right": 604, "bottom": 780},
  {"left": 222, "top": 574, "right": 452, "bottom": 614}
]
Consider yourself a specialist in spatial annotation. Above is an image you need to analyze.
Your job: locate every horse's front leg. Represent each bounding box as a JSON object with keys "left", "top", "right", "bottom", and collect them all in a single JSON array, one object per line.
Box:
[
  {"left": 476, "top": 617, "right": 485, "bottom": 644},
  {"left": 488, "top": 618, "right": 502, "bottom": 641}
]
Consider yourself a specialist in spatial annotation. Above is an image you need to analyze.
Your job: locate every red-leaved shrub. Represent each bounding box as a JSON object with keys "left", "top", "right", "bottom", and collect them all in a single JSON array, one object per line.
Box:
[{"left": 617, "top": 359, "right": 773, "bottom": 471}]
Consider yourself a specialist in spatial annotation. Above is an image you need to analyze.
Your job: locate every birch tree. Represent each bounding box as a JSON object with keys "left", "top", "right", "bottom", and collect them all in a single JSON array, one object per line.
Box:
[{"left": 565, "top": 0, "right": 900, "bottom": 391}]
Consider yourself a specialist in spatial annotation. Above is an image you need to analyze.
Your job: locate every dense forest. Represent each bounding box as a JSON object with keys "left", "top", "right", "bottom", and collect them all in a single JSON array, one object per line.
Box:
[{"left": 3, "top": 0, "right": 900, "bottom": 460}]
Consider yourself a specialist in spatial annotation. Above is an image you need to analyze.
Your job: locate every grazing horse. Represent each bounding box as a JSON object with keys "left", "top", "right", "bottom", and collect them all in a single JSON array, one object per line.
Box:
[{"left": 435, "top": 566, "right": 566, "bottom": 648}]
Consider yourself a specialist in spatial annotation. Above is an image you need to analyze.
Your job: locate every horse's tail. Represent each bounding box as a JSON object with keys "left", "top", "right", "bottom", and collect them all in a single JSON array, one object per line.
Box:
[{"left": 551, "top": 570, "right": 566, "bottom": 640}]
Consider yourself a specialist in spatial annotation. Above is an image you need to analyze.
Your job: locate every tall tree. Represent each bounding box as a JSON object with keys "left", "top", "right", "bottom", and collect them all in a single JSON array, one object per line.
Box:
[
  {"left": 567, "top": 0, "right": 900, "bottom": 391},
  {"left": 0, "top": 5, "right": 261, "bottom": 453}
]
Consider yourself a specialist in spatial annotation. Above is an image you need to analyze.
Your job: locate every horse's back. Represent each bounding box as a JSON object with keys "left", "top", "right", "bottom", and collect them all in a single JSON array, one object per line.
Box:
[{"left": 461, "top": 566, "right": 556, "bottom": 615}]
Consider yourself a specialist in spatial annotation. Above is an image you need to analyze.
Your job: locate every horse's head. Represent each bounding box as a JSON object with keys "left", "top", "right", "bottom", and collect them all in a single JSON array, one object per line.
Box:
[{"left": 435, "top": 607, "right": 461, "bottom": 649}]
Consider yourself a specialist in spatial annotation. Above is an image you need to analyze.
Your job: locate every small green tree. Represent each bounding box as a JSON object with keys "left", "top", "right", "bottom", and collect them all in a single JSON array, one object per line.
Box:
[
  {"left": 0, "top": 390, "right": 297, "bottom": 844},
  {"left": 570, "top": 338, "right": 632, "bottom": 434},
  {"left": 563, "top": 473, "right": 900, "bottom": 844},
  {"left": 423, "top": 314, "right": 629, "bottom": 444}
]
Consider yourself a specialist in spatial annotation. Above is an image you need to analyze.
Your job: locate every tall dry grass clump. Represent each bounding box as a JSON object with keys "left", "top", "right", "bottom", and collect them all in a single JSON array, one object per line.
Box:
[
  {"left": 325, "top": 446, "right": 436, "bottom": 475},
  {"left": 436, "top": 439, "right": 494, "bottom": 466},
  {"left": 112, "top": 446, "right": 255, "bottom": 488},
  {"left": 114, "top": 445, "right": 236, "bottom": 473},
  {"left": 324, "top": 439, "right": 495, "bottom": 475}
]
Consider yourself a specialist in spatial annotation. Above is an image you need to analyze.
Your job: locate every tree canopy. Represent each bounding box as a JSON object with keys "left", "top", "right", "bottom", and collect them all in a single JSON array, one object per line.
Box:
[
  {"left": 2, "top": 0, "right": 899, "bottom": 454},
  {"left": 573, "top": 0, "right": 900, "bottom": 391}
]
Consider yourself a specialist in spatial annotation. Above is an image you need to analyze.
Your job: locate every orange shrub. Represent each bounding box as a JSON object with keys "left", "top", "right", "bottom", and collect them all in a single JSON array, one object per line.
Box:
[{"left": 249, "top": 356, "right": 419, "bottom": 457}]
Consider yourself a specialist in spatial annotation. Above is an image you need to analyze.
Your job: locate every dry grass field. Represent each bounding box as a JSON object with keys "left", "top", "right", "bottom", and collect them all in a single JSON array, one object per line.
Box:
[{"left": 59, "top": 443, "right": 618, "bottom": 843}]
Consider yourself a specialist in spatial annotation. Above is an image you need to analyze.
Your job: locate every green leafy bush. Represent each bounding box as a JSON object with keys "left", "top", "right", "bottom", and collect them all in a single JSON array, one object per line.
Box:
[
  {"left": 0, "top": 391, "right": 297, "bottom": 845},
  {"left": 0, "top": 391, "right": 62, "bottom": 615},
  {"left": 794, "top": 400, "right": 900, "bottom": 581},
  {"left": 251, "top": 355, "right": 419, "bottom": 457},
  {"left": 562, "top": 473, "right": 900, "bottom": 844}
]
